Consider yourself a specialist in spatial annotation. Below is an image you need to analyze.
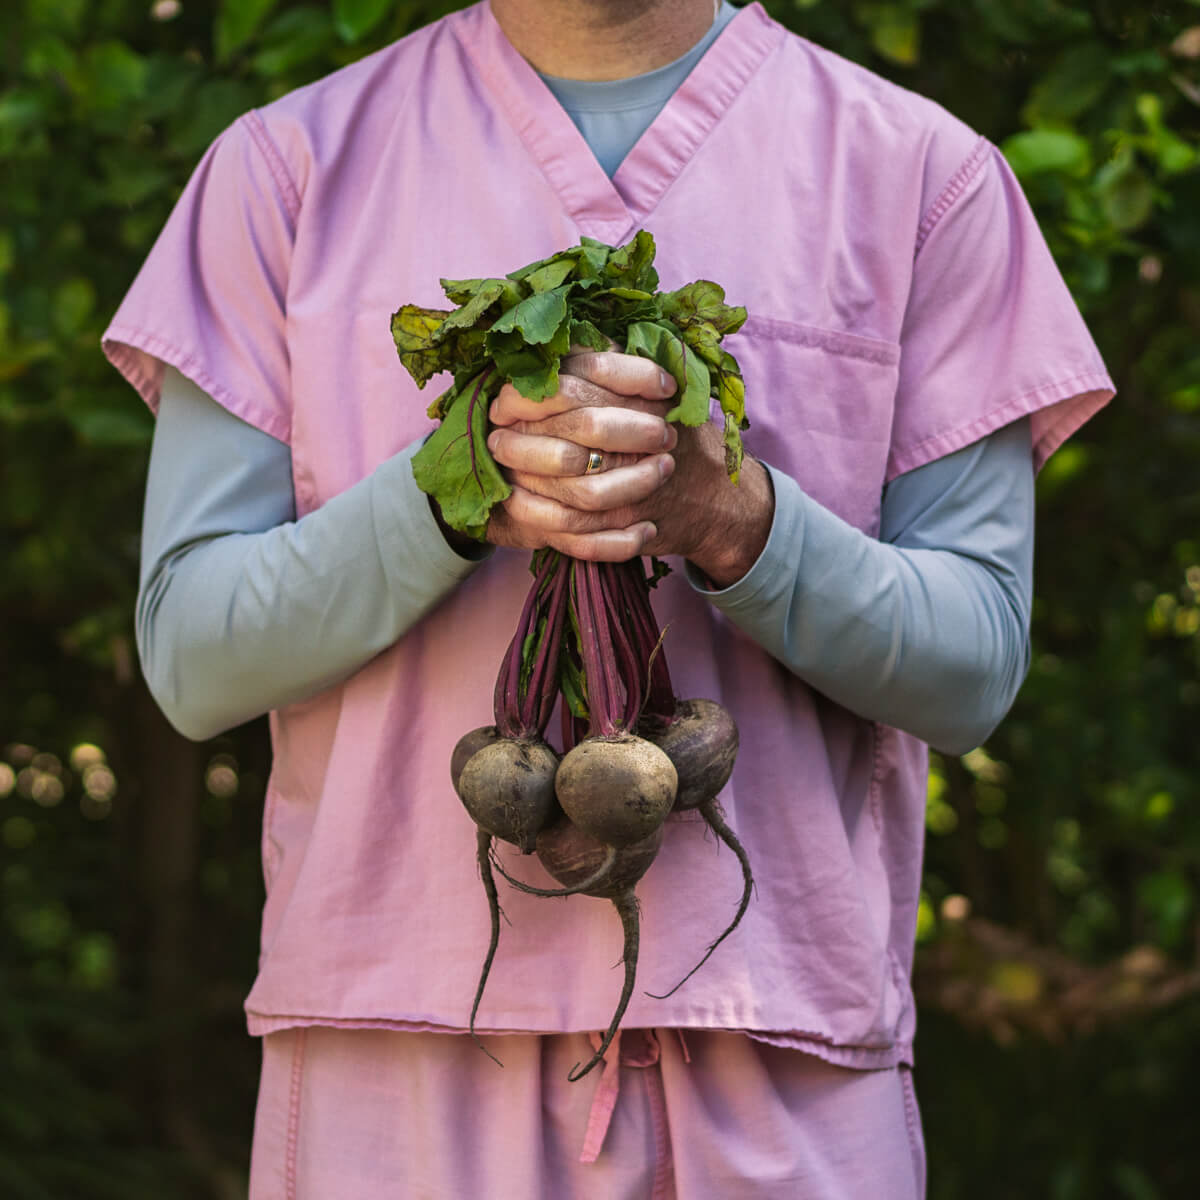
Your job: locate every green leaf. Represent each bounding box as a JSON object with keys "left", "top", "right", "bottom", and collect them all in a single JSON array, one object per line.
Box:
[
  {"left": 251, "top": 7, "right": 335, "bottom": 78},
  {"left": 167, "top": 79, "right": 259, "bottom": 157},
  {"left": 1021, "top": 43, "right": 1110, "bottom": 125},
  {"left": 861, "top": 6, "right": 920, "bottom": 67},
  {"left": 81, "top": 41, "right": 148, "bottom": 111},
  {"left": 411, "top": 370, "right": 507, "bottom": 540},
  {"left": 489, "top": 285, "right": 571, "bottom": 346},
  {"left": 332, "top": 0, "right": 394, "bottom": 43},
  {"left": 1095, "top": 159, "right": 1156, "bottom": 232},
  {"left": 523, "top": 257, "right": 577, "bottom": 294},
  {"left": 390, "top": 305, "right": 453, "bottom": 388},
  {"left": 723, "top": 412, "right": 745, "bottom": 485},
  {"left": 624, "top": 320, "right": 711, "bottom": 426},
  {"left": 662, "top": 280, "right": 746, "bottom": 335},
  {"left": 68, "top": 407, "right": 152, "bottom": 446},
  {"left": 215, "top": 0, "right": 279, "bottom": 64},
  {"left": 1001, "top": 129, "right": 1092, "bottom": 178},
  {"left": 435, "top": 278, "right": 520, "bottom": 341},
  {"left": 604, "top": 230, "right": 659, "bottom": 291},
  {"left": 52, "top": 278, "right": 96, "bottom": 337},
  {"left": 567, "top": 319, "right": 611, "bottom": 352}
]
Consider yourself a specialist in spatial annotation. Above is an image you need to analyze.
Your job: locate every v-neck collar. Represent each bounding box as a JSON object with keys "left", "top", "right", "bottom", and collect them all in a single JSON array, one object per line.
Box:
[{"left": 452, "top": 2, "right": 784, "bottom": 244}]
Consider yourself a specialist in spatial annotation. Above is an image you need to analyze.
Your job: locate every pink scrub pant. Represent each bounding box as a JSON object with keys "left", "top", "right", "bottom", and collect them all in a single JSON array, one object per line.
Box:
[{"left": 249, "top": 1027, "right": 925, "bottom": 1199}]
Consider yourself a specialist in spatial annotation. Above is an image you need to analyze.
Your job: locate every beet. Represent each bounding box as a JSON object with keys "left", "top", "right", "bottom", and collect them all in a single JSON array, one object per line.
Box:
[
  {"left": 643, "top": 698, "right": 738, "bottom": 811},
  {"left": 554, "top": 734, "right": 676, "bottom": 847},
  {"left": 457, "top": 737, "right": 558, "bottom": 854},
  {"left": 450, "top": 724, "right": 500, "bottom": 794},
  {"left": 535, "top": 816, "right": 663, "bottom": 900}
]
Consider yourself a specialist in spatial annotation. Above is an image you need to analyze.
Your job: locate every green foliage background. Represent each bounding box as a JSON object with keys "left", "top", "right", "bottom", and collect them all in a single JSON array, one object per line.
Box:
[{"left": 1, "top": 0, "right": 1198, "bottom": 1195}]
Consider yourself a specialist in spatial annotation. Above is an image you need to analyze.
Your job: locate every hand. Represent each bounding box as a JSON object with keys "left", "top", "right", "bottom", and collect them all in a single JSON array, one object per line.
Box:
[
  {"left": 485, "top": 350, "right": 775, "bottom": 584},
  {"left": 484, "top": 350, "right": 679, "bottom": 560}
]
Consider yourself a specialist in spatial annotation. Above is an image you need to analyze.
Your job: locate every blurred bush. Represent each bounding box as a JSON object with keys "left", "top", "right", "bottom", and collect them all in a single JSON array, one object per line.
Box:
[{"left": 1, "top": 0, "right": 1197, "bottom": 1194}]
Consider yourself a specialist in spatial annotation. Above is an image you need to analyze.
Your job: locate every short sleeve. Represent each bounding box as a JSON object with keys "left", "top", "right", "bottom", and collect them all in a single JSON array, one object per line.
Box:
[
  {"left": 888, "top": 140, "right": 1114, "bottom": 479},
  {"left": 102, "top": 112, "right": 298, "bottom": 443}
]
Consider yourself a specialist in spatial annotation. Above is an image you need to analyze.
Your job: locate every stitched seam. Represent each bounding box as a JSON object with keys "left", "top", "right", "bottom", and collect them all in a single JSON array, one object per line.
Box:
[
  {"left": 892, "top": 369, "right": 1113, "bottom": 472},
  {"left": 867, "top": 722, "right": 886, "bottom": 838},
  {"left": 739, "top": 314, "right": 899, "bottom": 366},
  {"left": 647, "top": 1064, "right": 674, "bottom": 1200},
  {"left": 914, "top": 136, "right": 991, "bottom": 257},
  {"left": 900, "top": 1066, "right": 925, "bottom": 1198},
  {"left": 285, "top": 1029, "right": 307, "bottom": 1200},
  {"left": 241, "top": 111, "right": 302, "bottom": 224}
]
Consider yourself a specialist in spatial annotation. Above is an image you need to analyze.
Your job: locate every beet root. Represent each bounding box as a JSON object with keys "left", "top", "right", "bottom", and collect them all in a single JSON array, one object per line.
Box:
[
  {"left": 457, "top": 737, "right": 558, "bottom": 853},
  {"left": 554, "top": 735, "right": 676, "bottom": 847},
  {"left": 646, "top": 798, "right": 755, "bottom": 999},
  {"left": 469, "top": 829, "right": 504, "bottom": 1067},
  {"left": 642, "top": 698, "right": 738, "bottom": 811},
  {"left": 530, "top": 817, "right": 662, "bottom": 1082}
]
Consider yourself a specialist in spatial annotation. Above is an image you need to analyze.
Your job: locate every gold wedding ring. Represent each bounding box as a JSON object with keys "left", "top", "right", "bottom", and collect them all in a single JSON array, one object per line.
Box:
[{"left": 584, "top": 450, "right": 604, "bottom": 475}]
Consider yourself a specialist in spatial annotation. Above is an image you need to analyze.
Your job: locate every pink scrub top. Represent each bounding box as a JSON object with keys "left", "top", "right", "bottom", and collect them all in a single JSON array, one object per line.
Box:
[{"left": 103, "top": 1, "right": 1113, "bottom": 1069}]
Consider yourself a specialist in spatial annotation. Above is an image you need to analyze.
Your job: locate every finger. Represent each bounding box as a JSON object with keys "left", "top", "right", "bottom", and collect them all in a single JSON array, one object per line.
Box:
[
  {"left": 487, "top": 494, "right": 656, "bottom": 561},
  {"left": 487, "top": 428, "right": 643, "bottom": 478},
  {"left": 489, "top": 372, "right": 674, "bottom": 427},
  {"left": 560, "top": 351, "right": 677, "bottom": 400},
  {"left": 509, "top": 453, "right": 673, "bottom": 513},
  {"left": 497, "top": 407, "right": 676, "bottom": 455},
  {"left": 546, "top": 525, "right": 658, "bottom": 562},
  {"left": 499, "top": 485, "right": 648, "bottom": 539}
]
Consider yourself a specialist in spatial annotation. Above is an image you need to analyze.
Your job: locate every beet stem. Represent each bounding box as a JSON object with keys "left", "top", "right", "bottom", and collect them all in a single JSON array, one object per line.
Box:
[
  {"left": 469, "top": 829, "right": 505, "bottom": 1067},
  {"left": 567, "top": 891, "right": 640, "bottom": 1082},
  {"left": 525, "top": 555, "right": 569, "bottom": 733},
  {"left": 645, "top": 800, "right": 754, "bottom": 1000}
]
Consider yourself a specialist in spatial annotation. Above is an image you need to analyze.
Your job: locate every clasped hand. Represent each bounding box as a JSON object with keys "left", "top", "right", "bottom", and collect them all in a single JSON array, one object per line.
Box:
[{"left": 482, "top": 350, "right": 773, "bottom": 585}]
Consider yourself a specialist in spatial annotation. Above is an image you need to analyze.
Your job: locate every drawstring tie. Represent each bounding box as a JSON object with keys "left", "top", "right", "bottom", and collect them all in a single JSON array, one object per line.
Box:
[{"left": 579, "top": 1029, "right": 691, "bottom": 1164}]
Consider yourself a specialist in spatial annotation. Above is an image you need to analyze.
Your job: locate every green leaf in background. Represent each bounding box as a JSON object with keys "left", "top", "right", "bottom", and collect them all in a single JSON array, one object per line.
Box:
[
  {"left": 1137, "top": 869, "right": 1194, "bottom": 948},
  {"left": 1021, "top": 42, "right": 1111, "bottom": 125},
  {"left": 1001, "top": 128, "right": 1092, "bottom": 177},
  {"left": 81, "top": 41, "right": 148, "bottom": 112},
  {"left": 215, "top": 0, "right": 279, "bottom": 65},
  {"left": 1095, "top": 162, "right": 1156, "bottom": 232},
  {"left": 251, "top": 7, "right": 335, "bottom": 78},
  {"left": 51, "top": 278, "right": 96, "bottom": 338},
  {"left": 333, "top": 0, "right": 394, "bottom": 43},
  {"left": 860, "top": 4, "right": 921, "bottom": 66}
]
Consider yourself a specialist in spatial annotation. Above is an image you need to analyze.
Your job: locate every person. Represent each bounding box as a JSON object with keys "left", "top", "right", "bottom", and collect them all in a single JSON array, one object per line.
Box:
[{"left": 103, "top": 1, "right": 1114, "bottom": 1195}]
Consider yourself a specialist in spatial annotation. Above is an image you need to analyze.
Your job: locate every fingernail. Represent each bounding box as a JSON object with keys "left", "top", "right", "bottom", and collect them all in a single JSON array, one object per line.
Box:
[
  {"left": 659, "top": 370, "right": 675, "bottom": 393},
  {"left": 486, "top": 431, "right": 500, "bottom": 452},
  {"left": 640, "top": 522, "right": 658, "bottom": 543},
  {"left": 658, "top": 454, "right": 675, "bottom": 480},
  {"left": 661, "top": 425, "right": 677, "bottom": 449}
]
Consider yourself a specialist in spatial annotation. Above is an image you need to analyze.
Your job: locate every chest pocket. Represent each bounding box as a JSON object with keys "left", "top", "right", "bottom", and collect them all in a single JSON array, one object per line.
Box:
[{"left": 725, "top": 316, "right": 900, "bottom": 538}]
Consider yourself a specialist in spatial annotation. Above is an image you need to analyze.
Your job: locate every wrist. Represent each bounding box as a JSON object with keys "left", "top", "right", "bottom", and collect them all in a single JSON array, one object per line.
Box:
[
  {"left": 687, "top": 456, "right": 774, "bottom": 589},
  {"left": 429, "top": 494, "right": 490, "bottom": 561}
]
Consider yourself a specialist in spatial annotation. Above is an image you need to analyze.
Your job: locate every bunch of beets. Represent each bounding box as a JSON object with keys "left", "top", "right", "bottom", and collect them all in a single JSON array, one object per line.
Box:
[{"left": 392, "top": 232, "right": 754, "bottom": 1081}]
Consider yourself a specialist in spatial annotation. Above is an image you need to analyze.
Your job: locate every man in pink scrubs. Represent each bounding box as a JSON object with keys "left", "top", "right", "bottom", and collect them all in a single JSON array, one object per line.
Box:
[{"left": 104, "top": 1, "right": 1113, "bottom": 1195}]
